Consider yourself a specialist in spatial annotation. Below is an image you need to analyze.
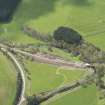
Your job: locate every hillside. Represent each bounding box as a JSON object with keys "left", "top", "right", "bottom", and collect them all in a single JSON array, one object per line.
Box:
[{"left": 0, "top": 0, "right": 105, "bottom": 105}]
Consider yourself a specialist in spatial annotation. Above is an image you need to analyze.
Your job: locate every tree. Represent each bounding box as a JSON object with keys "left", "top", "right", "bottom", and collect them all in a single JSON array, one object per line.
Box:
[
  {"left": 53, "top": 26, "right": 83, "bottom": 45},
  {"left": 0, "top": 0, "right": 21, "bottom": 23},
  {"left": 1, "top": 39, "right": 105, "bottom": 105}
]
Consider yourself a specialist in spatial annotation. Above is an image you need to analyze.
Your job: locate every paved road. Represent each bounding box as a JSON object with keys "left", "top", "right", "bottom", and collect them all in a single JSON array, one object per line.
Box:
[{"left": 0, "top": 46, "right": 25, "bottom": 105}]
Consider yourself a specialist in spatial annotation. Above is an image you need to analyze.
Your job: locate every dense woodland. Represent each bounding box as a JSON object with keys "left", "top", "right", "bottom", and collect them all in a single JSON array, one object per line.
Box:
[{"left": 0, "top": 0, "right": 21, "bottom": 22}]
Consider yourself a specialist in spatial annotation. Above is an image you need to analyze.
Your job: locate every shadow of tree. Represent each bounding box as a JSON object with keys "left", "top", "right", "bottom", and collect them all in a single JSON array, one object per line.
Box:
[
  {"left": 0, "top": 0, "right": 21, "bottom": 23},
  {"left": 0, "top": 0, "right": 59, "bottom": 24},
  {"left": 63, "top": 0, "right": 93, "bottom": 7},
  {"left": 14, "top": 0, "right": 59, "bottom": 23}
]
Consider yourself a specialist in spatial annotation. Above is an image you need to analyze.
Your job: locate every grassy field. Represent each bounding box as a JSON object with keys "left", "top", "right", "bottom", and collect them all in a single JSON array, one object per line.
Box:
[
  {"left": 0, "top": 53, "right": 16, "bottom": 105},
  {"left": 1, "top": 0, "right": 105, "bottom": 49},
  {"left": 42, "top": 85, "right": 97, "bottom": 105},
  {"left": 39, "top": 46, "right": 80, "bottom": 61},
  {"left": 1, "top": 0, "right": 105, "bottom": 50},
  {"left": 26, "top": 0, "right": 105, "bottom": 50},
  {"left": 25, "top": 61, "right": 85, "bottom": 95},
  {"left": 0, "top": 0, "right": 105, "bottom": 105}
]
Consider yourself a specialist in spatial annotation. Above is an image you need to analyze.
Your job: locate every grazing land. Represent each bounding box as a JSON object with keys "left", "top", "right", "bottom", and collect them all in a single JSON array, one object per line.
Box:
[
  {"left": 0, "top": 0, "right": 105, "bottom": 105},
  {"left": 0, "top": 53, "right": 16, "bottom": 105}
]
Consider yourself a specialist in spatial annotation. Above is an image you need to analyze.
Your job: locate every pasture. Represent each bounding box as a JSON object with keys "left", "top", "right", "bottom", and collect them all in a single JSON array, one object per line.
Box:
[
  {"left": 0, "top": 53, "right": 16, "bottom": 105},
  {"left": 42, "top": 85, "right": 97, "bottom": 105},
  {"left": 0, "top": 0, "right": 105, "bottom": 105},
  {"left": 25, "top": 61, "right": 85, "bottom": 95}
]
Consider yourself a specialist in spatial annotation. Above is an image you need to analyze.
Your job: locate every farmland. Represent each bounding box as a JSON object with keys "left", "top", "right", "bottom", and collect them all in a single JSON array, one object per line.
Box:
[
  {"left": 0, "top": 0, "right": 105, "bottom": 105},
  {"left": 0, "top": 53, "right": 16, "bottom": 105}
]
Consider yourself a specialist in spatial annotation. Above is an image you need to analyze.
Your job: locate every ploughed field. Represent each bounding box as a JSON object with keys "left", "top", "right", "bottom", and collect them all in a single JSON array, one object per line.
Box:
[{"left": 0, "top": 0, "right": 105, "bottom": 105}]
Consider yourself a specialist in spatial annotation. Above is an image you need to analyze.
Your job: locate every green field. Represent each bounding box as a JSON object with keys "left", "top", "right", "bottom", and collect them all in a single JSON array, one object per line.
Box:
[
  {"left": 1, "top": 0, "right": 105, "bottom": 49},
  {"left": 43, "top": 85, "right": 97, "bottom": 105},
  {"left": 25, "top": 61, "right": 85, "bottom": 95},
  {"left": 0, "top": 0, "right": 105, "bottom": 105},
  {"left": 39, "top": 46, "right": 80, "bottom": 61},
  {"left": 27, "top": 0, "right": 105, "bottom": 50},
  {"left": 0, "top": 53, "right": 16, "bottom": 105}
]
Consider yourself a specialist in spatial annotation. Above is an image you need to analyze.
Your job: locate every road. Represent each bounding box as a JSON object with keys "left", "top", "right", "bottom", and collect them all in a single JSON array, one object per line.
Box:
[
  {"left": 0, "top": 43, "right": 92, "bottom": 105},
  {"left": 10, "top": 48, "right": 90, "bottom": 69},
  {"left": 0, "top": 47, "right": 25, "bottom": 105}
]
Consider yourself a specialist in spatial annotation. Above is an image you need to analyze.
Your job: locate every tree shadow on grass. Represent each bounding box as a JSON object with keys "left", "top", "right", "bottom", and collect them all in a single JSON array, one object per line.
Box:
[
  {"left": 14, "top": 0, "right": 59, "bottom": 23},
  {"left": 64, "top": 0, "right": 93, "bottom": 7},
  {"left": 0, "top": 0, "right": 21, "bottom": 23}
]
